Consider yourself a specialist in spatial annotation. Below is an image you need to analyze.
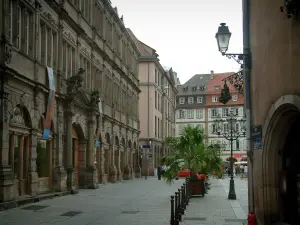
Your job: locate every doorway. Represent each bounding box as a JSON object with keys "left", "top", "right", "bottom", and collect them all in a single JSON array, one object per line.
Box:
[
  {"left": 9, "top": 134, "right": 30, "bottom": 197},
  {"left": 72, "top": 135, "right": 79, "bottom": 187},
  {"left": 9, "top": 106, "right": 31, "bottom": 198},
  {"left": 280, "top": 117, "right": 300, "bottom": 224}
]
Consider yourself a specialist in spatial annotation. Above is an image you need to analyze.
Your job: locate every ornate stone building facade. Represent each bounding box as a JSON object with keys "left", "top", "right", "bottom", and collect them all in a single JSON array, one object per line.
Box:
[{"left": 0, "top": 0, "right": 140, "bottom": 203}]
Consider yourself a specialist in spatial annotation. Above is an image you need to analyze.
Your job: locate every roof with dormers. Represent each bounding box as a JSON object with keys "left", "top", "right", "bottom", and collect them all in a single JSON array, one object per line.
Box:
[{"left": 177, "top": 74, "right": 211, "bottom": 96}]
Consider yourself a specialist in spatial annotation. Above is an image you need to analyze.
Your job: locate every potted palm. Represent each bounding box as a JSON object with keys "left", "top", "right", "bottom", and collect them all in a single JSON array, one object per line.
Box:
[{"left": 161, "top": 125, "right": 222, "bottom": 196}]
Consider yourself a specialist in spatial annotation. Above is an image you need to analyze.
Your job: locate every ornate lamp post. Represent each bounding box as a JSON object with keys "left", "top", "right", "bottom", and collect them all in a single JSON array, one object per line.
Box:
[
  {"left": 215, "top": 23, "right": 251, "bottom": 103},
  {"left": 213, "top": 110, "right": 246, "bottom": 200}
]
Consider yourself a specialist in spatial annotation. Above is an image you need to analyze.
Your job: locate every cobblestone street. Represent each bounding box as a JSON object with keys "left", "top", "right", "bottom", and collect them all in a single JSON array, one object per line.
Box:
[{"left": 0, "top": 177, "right": 248, "bottom": 225}]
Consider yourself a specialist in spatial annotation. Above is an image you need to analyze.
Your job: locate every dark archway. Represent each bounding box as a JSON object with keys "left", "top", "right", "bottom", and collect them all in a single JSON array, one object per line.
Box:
[{"left": 262, "top": 103, "right": 300, "bottom": 224}]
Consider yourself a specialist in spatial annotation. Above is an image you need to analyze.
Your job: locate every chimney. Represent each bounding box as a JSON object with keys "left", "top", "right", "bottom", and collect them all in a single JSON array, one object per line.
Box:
[{"left": 210, "top": 70, "right": 214, "bottom": 79}]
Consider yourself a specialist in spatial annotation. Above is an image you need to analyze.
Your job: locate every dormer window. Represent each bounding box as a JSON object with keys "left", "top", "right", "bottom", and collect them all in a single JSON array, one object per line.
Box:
[
  {"left": 183, "top": 87, "right": 188, "bottom": 91},
  {"left": 192, "top": 86, "right": 197, "bottom": 91},
  {"left": 199, "top": 85, "right": 205, "bottom": 91},
  {"left": 215, "top": 85, "right": 221, "bottom": 90}
]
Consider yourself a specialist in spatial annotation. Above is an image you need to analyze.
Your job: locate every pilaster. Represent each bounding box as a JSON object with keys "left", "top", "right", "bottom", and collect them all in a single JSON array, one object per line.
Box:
[
  {"left": 85, "top": 117, "right": 98, "bottom": 189},
  {"left": 0, "top": 0, "right": 15, "bottom": 203},
  {"left": 27, "top": 130, "right": 39, "bottom": 196},
  {"left": 109, "top": 125, "right": 117, "bottom": 182}
]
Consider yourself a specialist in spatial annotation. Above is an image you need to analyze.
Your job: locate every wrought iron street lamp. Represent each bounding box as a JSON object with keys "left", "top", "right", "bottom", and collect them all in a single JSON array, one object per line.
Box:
[
  {"left": 215, "top": 23, "right": 251, "bottom": 103},
  {"left": 213, "top": 110, "right": 246, "bottom": 200}
]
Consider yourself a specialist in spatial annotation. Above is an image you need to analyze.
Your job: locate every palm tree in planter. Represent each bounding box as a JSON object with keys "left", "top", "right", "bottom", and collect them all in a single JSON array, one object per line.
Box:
[{"left": 161, "top": 125, "right": 222, "bottom": 196}]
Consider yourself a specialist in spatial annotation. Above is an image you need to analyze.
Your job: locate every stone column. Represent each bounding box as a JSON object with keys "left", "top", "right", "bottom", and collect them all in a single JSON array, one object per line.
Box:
[
  {"left": 27, "top": 130, "right": 38, "bottom": 196},
  {"left": 53, "top": 103, "right": 67, "bottom": 192},
  {"left": 65, "top": 109, "right": 75, "bottom": 191},
  {"left": 116, "top": 146, "right": 122, "bottom": 181},
  {"left": 85, "top": 118, "right": 98, "bottom": 188},
  {"left": 0, "top": 0, "right": 14, "bottom": 202},
  {"left": 109, "top": 126, "right": 117, "bottom": 182}
]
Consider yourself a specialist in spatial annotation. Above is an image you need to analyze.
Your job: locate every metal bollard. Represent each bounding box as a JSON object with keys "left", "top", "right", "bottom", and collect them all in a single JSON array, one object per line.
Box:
[
  {"left": 175, "top": 192, "right": 179, "bottom": 225},
  {"left": 181, "top": 185, "right": 185, "bottom": 213},
  {"left": 170, "top": 195, "right": 175, "bottom": 225},
  {"left": 182, "top": 184, "right": 187, "bottom": 210},
  {"left": 185, "top": 181, "right": 189, "bottom": 205},
  {"left": 178, "top": 189, "right": 182, "bottom": 221}
]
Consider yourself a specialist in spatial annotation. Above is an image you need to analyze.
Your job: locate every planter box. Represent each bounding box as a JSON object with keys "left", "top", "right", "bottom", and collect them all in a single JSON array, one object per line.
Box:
[{"left": 189, "top": 178, "right": 205, "bottom": 197}]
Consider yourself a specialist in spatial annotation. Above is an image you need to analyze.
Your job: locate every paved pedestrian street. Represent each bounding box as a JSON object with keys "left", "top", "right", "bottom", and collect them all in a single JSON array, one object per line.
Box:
[
  {"left": 0, "top": 178, "right": 184, "bottom": 225},
  {"left": 0, "top": 177, "right": 248, "bottom": 225},
  {"left": 182, "top": 177, "right": 248, "bottom": 225}
]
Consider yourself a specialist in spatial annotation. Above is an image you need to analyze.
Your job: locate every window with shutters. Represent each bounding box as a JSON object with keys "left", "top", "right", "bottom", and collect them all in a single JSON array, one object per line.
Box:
[
  {"left": 211, "top": 109, "right": 218, "bottom": 118},
  {"left": 179, "top": 110, "right": 185, "bottom": 119},
  {"left": 188, "top": 97, "right": 194, "bottom": 104},
  {"left": 224, "top": 123, "right": 229, "bottom": 133},
  {"left": 232, "top": 108, "right": 239, "bottom": 116},
  {"left": 222, "top": 108, "right": 229, "bottom": 117},
  {"left": 179, "top": 98, "right": 185, "bottom": 104},
  {"left": 187, "top": 110, "right": 194, "bottom": 119},
  {"left": 196, "top": 109, "right": 203, "bottom": 119},
  {"left": 232, "top": 95, "right": 238, "bottom": 101},
  {"left": 211, "top": 124, "right": 216, "bottom": 134},
  {"left": 197, "top": 96, "right": 203, "bottom": 103},
  {"left": 212, "top": 96, "right": 218, "bottom": 103}
]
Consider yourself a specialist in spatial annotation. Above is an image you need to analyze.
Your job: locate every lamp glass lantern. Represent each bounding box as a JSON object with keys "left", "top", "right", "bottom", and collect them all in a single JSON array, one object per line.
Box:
[{"left": 215, "top": 23, "right": 232, "bottom": 55}]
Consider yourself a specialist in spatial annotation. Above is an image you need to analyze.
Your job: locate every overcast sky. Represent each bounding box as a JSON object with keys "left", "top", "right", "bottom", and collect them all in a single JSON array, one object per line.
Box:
[{"left": 111, "top": 0, "right": 243, "bottom": 84}]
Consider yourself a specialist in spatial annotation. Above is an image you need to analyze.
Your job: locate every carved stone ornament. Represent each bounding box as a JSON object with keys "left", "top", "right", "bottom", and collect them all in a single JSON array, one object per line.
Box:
[
  {"left": 63, "top": 31, "right": 76, "bottom": 45},
  {"left": 66, "top": 68, "right": 85, "bottom": 100},
  {"left": 42, "top": 12, "right": 56, "bottom": 26},
  {"left": 90, "top": 90, "right": 100, "bottom": 107},
  {"left": 4, "top": 43, "right": 12, "bottom": 64}
]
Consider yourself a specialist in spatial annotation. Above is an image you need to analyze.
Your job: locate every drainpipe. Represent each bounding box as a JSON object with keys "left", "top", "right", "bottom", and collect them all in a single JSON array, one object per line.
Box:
[
  {"left": 147, "top": 62, "right": 150, "bottom": 138},
  {"left": 243, "top": 0, "right": 254, "bottom": 213}
]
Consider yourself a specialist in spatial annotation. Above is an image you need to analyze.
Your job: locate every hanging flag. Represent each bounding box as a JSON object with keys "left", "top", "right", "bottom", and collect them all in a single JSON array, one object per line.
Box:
[{"left": 43, "top": 67, "right": 56, "bottom": 139}]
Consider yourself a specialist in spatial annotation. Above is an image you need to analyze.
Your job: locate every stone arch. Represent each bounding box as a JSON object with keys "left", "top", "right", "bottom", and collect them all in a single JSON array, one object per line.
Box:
[
  {"left": 133, "top": 141, "right": 137, "bottom": 150},
  {"left": 10, "top": 105, "right": 32, "bottom": 127},
  {"left": 72, "top": 122, "right": 86, "bottom": 187},
  {"left": 9, "top": 105, "right": 32, "bottom": 197},
  {"left": 262, "top": 94, "right": 300, "bottom": 224},
  {"left": 128, "top": 140, "right": 132, "bottom": 149}
]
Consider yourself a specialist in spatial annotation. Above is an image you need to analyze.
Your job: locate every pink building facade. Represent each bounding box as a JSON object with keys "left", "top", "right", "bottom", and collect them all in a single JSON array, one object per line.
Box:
[{"left": 127, "top": 30, "right": 178, "bottom": 175}]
